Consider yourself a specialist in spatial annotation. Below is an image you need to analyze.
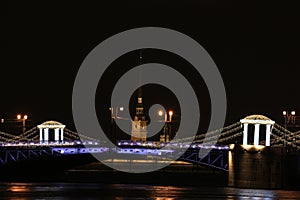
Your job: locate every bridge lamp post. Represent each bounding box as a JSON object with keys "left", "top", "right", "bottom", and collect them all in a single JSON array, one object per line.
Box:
[
  {"left": 109, "top": 106, "right": 124, "bottom": 144},
  {"left": 158, "top": 110, "right": 173, "bottom": 122},
  {"left": 158, "top": 110, "right": 173, "bottom": 142},
  {"left": 169, "top": 111, "right": 173, "bottom": 122},
  {"left": 282, "top": 110, "right": 296, "bottom": 147},
  {"left": 17, "top": 114, "right": 28, "bottom": 135}
]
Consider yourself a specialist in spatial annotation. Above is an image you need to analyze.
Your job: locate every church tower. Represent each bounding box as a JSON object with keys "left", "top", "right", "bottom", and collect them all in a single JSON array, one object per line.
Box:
[
  {"left": 131, "top": 51, "right": 148, "bottom": 141},
  {"left": 131, "top": 96, "right": 147, "bottom": 141}
]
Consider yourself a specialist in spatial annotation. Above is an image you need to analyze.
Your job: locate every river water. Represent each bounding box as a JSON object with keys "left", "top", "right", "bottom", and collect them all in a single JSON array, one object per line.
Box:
[{"left": 1, "top": 182, "right": 300, "bottom": 199}]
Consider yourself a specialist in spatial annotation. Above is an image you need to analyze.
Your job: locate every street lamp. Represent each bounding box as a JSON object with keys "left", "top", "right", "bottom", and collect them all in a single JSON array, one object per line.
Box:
[
  {"left": 158, "top": 110, "right": 174, "bottom": 143},
  {"left": 283, "top": 110, "right": 296, "bottom": 127},
  {"left": 158, "top": 110, "right": 164, "bottom": 117},
  {"left": 109, "top": 106, "right": 124, "bottom": 144},
  {"left": 17, "top": 114, "right": 28, "bottom": 134},
  {"left": 158, "top": 110, "right": 173, "bottom": 122},
  {"left": 282, "top": 110, "right": 296, "bottom": 147},
  {"left": 169, "top": 111, "right": 173, "bottom": 122}
]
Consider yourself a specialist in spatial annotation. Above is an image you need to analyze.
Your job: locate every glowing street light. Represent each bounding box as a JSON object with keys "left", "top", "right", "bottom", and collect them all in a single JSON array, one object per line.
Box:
[
  {"left": 109, "top": 106, "right": 124, "bottom": 119},
  {"left": 158, "top": 110, "right": 174, "bottom": 122},
  {"left": 158, "top": 110, "right": 163, "bottom": 117},
  {"left": 158, "top": 110, "right": 174, "bottom": 121},
  {"left": 17, "top": 114, "right": 28, "bottom": 134},
  {"left": 158, "top": 110, "right": 174, "bottom": 143},
  {"left": 283, "top": 111, "right": 287, "bottom": 116},
  {"left": 169, "top": 111, "right": 173, "bottom": 122},
  {"left": 283, "top": 110, "right": 296, "bottom": 126},
  {"left": 282, "top": 110, "right": 297, "bottom": 147},
  {"left": 109, "top": 106, "right": 124, "bottom": 144}
]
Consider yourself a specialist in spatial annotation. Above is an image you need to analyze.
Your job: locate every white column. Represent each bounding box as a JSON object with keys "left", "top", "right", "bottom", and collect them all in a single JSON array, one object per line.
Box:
[
  {"left": 254, "top": 124, "right": 260, "bottom": 146},
  {"left": 242, "top": 123, "right": 248, "bottom": 145},
  {"left": 39, "top": 128, "right": 43, "bottom": 142},
  {"left": 54, "top": 128, "right": 60, "bottom": 141},
  {"left": 44, "top": 128, "right": 49, "bottom": 142},
  {"left": 60, "top": 128, "right": 64, "bottom": 142},
  {"left": 266, "top": 124, "right": 271, "bottom": 146}
]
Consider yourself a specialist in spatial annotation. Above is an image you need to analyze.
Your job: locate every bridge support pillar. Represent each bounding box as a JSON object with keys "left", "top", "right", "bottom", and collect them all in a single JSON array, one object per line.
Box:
[{"left": 228, "top": 144, "right": 284, "bottom": 189}]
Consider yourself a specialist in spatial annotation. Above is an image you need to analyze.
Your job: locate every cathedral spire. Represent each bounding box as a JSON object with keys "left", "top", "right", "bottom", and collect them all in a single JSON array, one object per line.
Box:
[
  {"left": 131, "top": 50, "right": 148, "bottom": 141},
  {"left": 138, "top": 50, "right": 143, "bottom": 100},
  {"left": 137, "top": 50, "right": 143, "bottom": 115}
]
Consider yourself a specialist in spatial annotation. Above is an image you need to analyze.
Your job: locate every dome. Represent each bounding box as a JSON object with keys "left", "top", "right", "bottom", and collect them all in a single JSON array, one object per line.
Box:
[
  {"left": 40, "top": 120, "right": 63, "bottom": 126},
  {"left": 37, "top": 120, "right": 66, "bottom": 128},
  {"left": 243, "top": 115, "right": 271, "bottom": 121},
  {"left": 240, "top": 114, "right": 275, "bottom": 125}
]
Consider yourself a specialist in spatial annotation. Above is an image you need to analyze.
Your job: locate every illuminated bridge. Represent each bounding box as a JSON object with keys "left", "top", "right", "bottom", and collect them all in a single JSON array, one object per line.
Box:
[{"left": 0, "top": 116, "right": 300, "bottom": 174}]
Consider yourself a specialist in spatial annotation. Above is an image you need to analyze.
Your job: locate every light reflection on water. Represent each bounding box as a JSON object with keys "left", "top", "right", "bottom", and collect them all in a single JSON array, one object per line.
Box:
[{"left": 0, "top": 182, "right": 299, "bottom": 200}]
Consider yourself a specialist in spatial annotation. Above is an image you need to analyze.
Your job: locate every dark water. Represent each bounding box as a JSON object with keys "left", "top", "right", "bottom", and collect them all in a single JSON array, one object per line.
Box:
[{"left": 1, "top": 182, "right": 300, "bottom": 200}]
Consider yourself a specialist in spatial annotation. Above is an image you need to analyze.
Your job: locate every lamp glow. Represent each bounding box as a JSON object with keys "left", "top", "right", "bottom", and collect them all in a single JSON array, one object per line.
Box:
[{"left": 158, "top": 110, "right": 163, "bottom": 116}]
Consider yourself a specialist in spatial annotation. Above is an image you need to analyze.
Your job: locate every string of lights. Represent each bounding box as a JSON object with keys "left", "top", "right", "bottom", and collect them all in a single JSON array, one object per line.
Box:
[
  {"left": 189, "top": 127, "right": 243, "bottom": 144},
  {"left": 174, "top": 122, "right": 242, "bottom": 143},
  {"left": 271, "top": 133, "right": 300, "bottom": 150},
  {"left": 273, "top": 125, "right": 299, "bottom": 142},
  {"left": 217, "top": 132, "right": 243, "bottom": 143},
  {"left": 0, "top": 120, "right": 299, "bottom": 147},
  {"left": 195, "top": 122, "right": 242, "bottom": 139},
  {"left": 64, "top": 128, "right": 100, "bottom": 142}
]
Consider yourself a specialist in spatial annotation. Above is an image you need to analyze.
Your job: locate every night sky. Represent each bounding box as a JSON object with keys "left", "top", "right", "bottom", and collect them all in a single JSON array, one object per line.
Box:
[{"left": 2, "top": 1, "right": 300, "bottom": 135}]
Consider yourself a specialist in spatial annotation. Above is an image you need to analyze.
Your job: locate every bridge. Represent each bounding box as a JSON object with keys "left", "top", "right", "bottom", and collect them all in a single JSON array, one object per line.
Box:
[{"left": 0, "top": 115, "right": 300, "bottom": 188}]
